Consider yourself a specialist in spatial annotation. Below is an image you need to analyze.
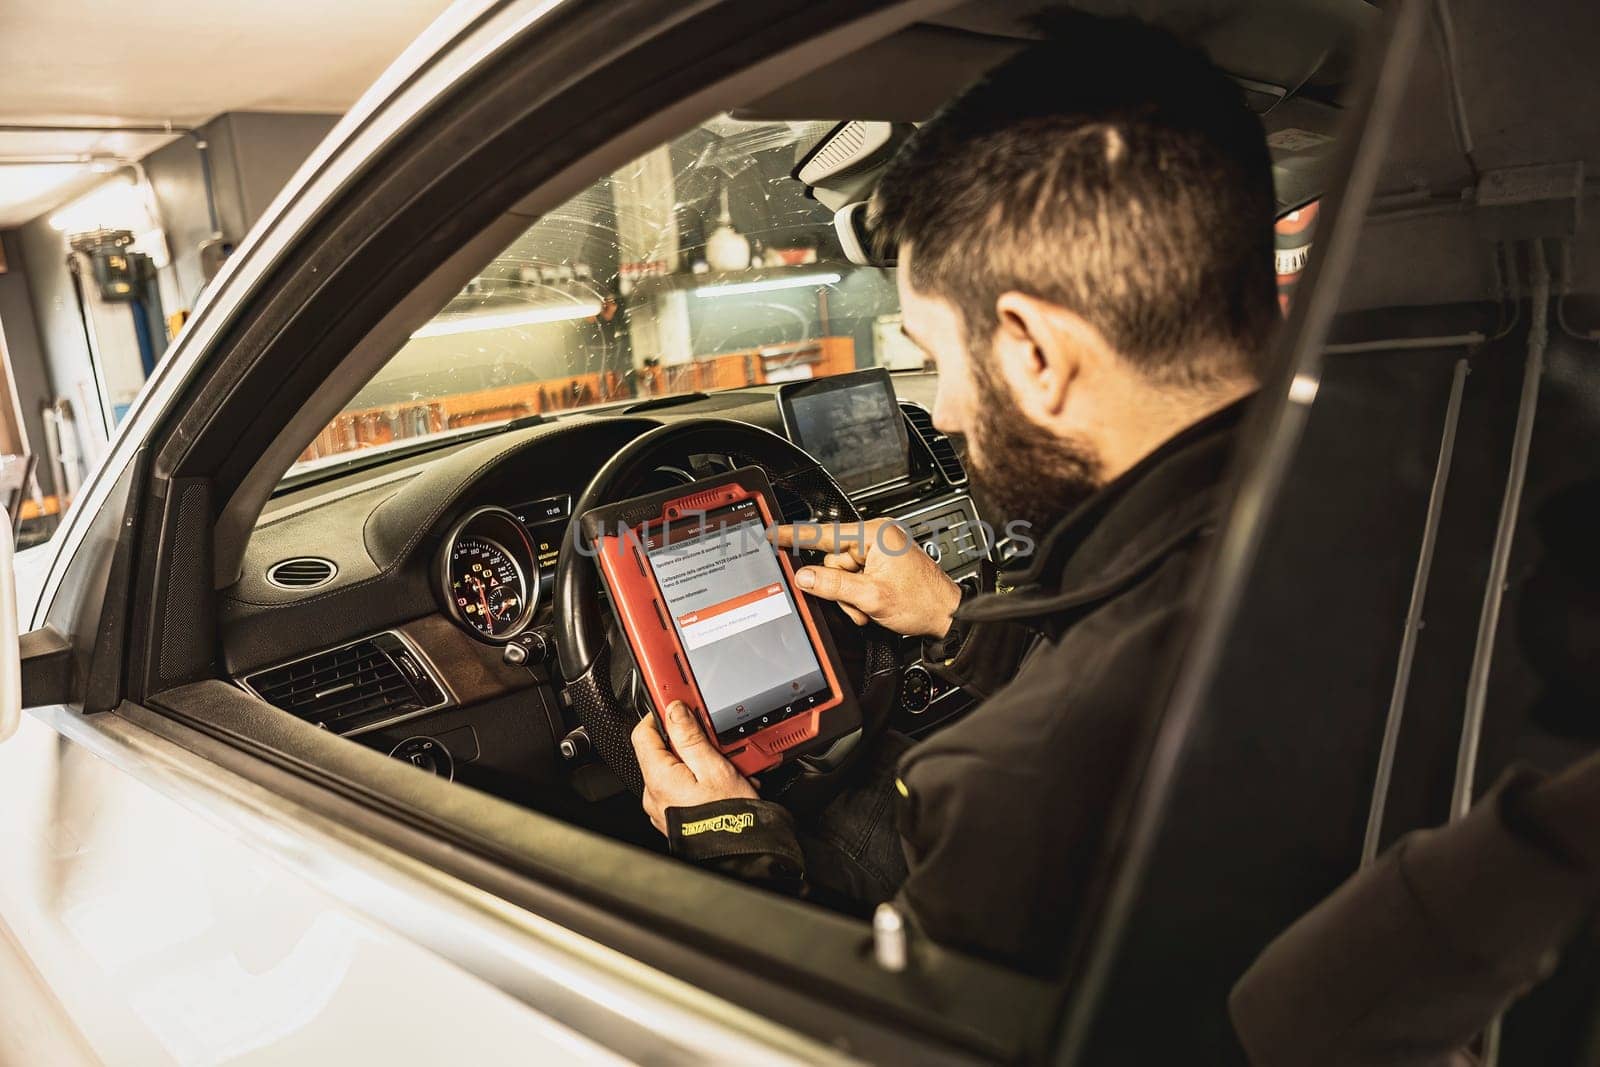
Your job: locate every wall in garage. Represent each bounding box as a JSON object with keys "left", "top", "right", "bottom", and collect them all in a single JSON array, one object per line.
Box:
[
  {"left": 0, "top": 230, "right": 55, "bottom": 481},
  {"left": 145, "top": 111, "right": 339, "bottom": 308},
  {"left": 223, "top": 112, "right": 340, "bottom": 229},
  {"left": 142, "top": 130, "right": 222, "bottom": 312},
  {"left": 13, "top": 217, "right": 106, "bottom": 470},
  {"left": 8, "top": 110, "right": 340, "bottom": 493}
]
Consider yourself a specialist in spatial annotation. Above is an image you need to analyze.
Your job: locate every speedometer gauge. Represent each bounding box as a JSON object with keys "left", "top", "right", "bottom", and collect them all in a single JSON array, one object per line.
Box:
[
  {"left": 449, "top": 537, "right": 526, "bottom": 638},
  {"left": 438, "top": 507, "right": 539, "bottom": 642}
]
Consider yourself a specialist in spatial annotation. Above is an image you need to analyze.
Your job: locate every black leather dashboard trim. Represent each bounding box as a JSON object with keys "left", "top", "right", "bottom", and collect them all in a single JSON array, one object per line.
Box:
[
  {"left": 221, "top": 417, "right": 655, "bottom": 673},
  {"left": 364, "top": 415, "right": 659, "bottom": 570},
  {"left": 216, "top": 379, "right": 954, "bottom": 688}
]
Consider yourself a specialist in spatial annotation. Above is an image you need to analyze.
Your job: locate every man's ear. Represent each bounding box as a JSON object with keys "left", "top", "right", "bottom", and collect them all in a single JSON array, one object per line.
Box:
[{"left": 992, "top": 291, "right": 1099, "bottom": 421}]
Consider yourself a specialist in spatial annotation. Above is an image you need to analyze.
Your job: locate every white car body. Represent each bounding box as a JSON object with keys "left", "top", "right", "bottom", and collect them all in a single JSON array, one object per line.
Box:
[
  {"left": 0, "top": 2, "right": 847, "bottom": 1062},
  {"left": 0, "top": 0, "right": 1452, "bottom": 1059}
]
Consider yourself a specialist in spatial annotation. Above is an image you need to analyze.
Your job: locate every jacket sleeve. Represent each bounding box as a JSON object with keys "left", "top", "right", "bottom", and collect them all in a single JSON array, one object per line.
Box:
[
  {"left": 665, "top": 797, "right": 807, "bottom": 894},
  {"left": 1229, "top": 766, "right": 1600, "bottom": 1067}
]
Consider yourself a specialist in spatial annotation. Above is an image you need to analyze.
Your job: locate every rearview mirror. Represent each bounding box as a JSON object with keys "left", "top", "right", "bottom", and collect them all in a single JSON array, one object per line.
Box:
[
  {"left": 1, "top": 517, "right": 19, "bottom": 742},
  {"left": 834, "top": 202, "right": 895, "bottom": 268}
]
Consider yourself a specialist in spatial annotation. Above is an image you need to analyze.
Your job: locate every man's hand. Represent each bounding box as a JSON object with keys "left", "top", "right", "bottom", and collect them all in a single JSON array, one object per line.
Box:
[
  {"left": 632, "top": 700, "right": 757, "bottom": 835},
  {"left": 772, "top": 518, "right": 962, "bottom": 638}
]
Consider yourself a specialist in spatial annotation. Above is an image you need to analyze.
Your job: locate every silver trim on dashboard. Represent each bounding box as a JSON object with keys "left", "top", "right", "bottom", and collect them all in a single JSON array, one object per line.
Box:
[
  {"left": 891, "top": 493, "right": 989, "bottom": 579},
  {"left": 898, "top": 400, "right": 969, "bottom": 488},
  {"left": 438, "top": 506, "right": 541, "bottom": 643},
  {"left": 265, "top": 556, "right": 340, "bottom": 590},
  {"left": 236, "top": 628, "right": 455, "bottom": 736}
]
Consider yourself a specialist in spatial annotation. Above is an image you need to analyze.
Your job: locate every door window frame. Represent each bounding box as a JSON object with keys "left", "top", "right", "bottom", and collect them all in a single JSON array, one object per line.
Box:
[
  {"left": 47, "top": 0, "right": 1067, "bottom": 1062},
  {"left": 22, "top": 0, "right": 1422, "bottom": 1060}
]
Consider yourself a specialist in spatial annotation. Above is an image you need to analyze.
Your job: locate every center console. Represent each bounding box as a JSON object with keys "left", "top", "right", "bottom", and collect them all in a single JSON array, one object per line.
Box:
[{"left": 776, "top": 368, "right": 990, "bottom": 731}]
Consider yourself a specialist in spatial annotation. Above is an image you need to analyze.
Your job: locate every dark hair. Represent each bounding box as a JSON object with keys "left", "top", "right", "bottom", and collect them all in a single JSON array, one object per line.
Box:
[{"left": 871, "top": 14, "right": 1278, "bottom": 383}]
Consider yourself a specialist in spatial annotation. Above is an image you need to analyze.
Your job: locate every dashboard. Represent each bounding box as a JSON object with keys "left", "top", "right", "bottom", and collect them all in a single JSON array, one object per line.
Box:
[{"left": 223, "top": 369, "right": 987, "bottom": 793}]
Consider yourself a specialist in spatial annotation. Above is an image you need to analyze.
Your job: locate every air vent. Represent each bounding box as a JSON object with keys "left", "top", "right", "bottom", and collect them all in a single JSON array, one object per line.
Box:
[
  {"left": 266, "top": 556, "right": 338, "bottom": 589},
  {"left": 900, "top": 403, "right": 968, "bottom": 486},
  {"left": 241, "top": 631, "right": 447, "bottom": 733}
]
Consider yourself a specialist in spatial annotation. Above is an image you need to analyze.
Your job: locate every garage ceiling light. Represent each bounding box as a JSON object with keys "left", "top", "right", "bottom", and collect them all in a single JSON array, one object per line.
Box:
[
  {"left": 48, "top": 175, "right": 143, "bottom": 232},
  {"left": 411, "top": 301, "right": 603, "bottom": 339},
  {"left": 0, "top": 162, "right": 91, "bottom": 216},
  {"left": 694, "top": 272, "right": 842, "bottom": 298}
]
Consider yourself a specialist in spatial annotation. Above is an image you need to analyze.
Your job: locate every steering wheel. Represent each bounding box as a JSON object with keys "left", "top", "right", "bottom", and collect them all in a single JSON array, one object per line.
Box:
[{"left": 555, "top": 418, "right": 904, "bottom": 803}]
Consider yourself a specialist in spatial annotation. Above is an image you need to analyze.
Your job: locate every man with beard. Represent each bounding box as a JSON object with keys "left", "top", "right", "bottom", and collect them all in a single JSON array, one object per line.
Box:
[{"left": 629, "top": 14, "right": 1274, "bottom": 971}]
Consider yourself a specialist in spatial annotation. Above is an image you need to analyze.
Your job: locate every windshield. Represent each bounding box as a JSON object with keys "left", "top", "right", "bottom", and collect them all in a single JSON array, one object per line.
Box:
[{"left": 289, "top": 116, "right": 910, "bottom": 476}]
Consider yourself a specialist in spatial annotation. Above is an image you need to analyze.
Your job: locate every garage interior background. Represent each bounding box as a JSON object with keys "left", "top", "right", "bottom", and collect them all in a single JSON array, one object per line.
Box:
[
  {"left": 0, "top": 0, "right": 454, "bottom": 540},
  {"left": 0, "top": 1, "right": 1321, "bottom": 547}
]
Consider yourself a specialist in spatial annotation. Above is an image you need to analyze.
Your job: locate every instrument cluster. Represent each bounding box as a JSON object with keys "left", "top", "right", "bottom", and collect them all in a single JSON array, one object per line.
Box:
[
  {"left": 437, "top": 496, "right": 569, "bottom": 642},
  {"left": 435, "top": 468, "right": 722, "bottom": 643}
]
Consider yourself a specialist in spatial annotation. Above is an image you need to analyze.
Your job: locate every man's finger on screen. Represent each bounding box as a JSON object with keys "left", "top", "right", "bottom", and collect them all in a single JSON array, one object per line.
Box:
[
  {"left": 771, "top": 523, "right": 830, "bottom": 551},
  {"left": 771, "top": 523, "right": 868, "bottom": 561},
  {"left": 662, "top": 700, "right": 722, "bottom": 778}
]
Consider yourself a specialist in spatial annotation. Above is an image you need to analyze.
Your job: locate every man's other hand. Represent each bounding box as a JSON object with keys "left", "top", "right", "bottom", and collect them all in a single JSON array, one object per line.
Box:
[
  {"left": 632, "top": 700, "right": 757, "bottom": 835},
  {"left": 772, "top": 518, "right": 962, "bottom": 638}
]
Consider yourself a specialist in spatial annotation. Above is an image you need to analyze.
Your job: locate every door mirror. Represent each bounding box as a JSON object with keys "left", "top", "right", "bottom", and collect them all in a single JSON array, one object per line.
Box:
[{"left": 1, "top": 517, "right": 19, "bottom": 742}]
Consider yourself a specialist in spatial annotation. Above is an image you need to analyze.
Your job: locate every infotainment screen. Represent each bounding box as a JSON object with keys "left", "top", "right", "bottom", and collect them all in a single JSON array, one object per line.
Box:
[
  {"left": 643, "top": 499, "right": 831, "bottom": 740},
  {"left": 779, "top": 368, "right": 911, "bottom": 495}
]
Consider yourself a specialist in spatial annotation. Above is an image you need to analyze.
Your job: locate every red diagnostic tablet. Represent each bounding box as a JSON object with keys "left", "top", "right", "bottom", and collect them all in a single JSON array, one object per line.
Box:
[{"left": 580, "top": 468, "right": 856, "bottom": 776}]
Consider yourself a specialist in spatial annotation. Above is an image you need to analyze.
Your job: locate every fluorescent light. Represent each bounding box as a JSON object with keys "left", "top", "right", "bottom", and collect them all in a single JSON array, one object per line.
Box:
[
  {"left": 411, "top": 301, "right": 602, "bottom": 339},
  {"left": 694, "top": 272, "right": 841, "bottom": 299},
  {"left": 0, "top": 163, "right": 90, "bottom": 213},
  {"left": 49, "top": 175, "right": 145, "bottom": 233}
]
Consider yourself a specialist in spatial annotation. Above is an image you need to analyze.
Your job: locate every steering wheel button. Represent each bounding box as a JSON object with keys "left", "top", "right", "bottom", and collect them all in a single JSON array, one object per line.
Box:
[{"left": 901, "top": 664, "right": 933, "bottom": 714}]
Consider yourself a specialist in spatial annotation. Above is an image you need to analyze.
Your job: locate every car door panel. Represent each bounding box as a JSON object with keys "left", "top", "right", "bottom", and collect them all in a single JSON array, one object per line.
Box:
[{"left": 0, "top": 702, "right": 838, "bottom": 1065}]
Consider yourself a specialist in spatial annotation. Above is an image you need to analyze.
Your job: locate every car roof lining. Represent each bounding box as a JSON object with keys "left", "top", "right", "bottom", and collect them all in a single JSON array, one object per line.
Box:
[
  {"left": 737, "top": 0, "right": 1374, "bottom": 123},
  {"left": 736, "top": 0, "right": 1372, "bottom": 212}
]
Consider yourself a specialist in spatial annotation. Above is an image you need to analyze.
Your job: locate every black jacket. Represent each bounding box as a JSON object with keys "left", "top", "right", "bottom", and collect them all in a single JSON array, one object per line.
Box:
[
  {"left": 1230, "top": 759, "right": 1600, "bottom": 1065},
  {"left": 670, "top": 400, "right": 1248, "bottom": 971}
]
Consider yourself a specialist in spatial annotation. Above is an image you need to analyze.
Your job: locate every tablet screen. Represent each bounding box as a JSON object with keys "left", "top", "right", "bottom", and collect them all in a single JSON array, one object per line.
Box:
[{"left": 643, "top": 499, "right": 832, "bottom": 741}]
